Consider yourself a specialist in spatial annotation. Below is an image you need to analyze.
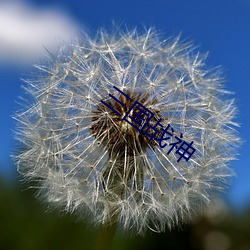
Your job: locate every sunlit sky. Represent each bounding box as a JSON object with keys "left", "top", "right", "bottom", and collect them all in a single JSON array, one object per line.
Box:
[{"left": 0, "top": 0, "right": 249, "bottom": 210}]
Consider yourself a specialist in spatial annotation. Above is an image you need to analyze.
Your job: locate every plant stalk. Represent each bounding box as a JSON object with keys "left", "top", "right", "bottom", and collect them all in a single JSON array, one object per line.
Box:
[{"left": 94, "top": 221, "right": 117, "bottom": 250}]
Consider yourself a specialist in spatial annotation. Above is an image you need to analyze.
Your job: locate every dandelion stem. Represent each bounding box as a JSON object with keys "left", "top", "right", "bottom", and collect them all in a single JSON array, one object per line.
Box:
[{"left": 94, "top": 221, "right": 117, "bottom": 250}]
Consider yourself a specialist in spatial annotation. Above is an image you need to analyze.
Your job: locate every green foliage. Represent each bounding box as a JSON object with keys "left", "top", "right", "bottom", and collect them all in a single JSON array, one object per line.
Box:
[{"left": 1, "top": 177, "right": 250, "bottom": 250}]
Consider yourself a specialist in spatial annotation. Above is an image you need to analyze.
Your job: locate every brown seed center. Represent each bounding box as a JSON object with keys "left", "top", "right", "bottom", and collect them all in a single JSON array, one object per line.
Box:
[{"left": 90, "top": 89, "right": 162, "bottom": 160}]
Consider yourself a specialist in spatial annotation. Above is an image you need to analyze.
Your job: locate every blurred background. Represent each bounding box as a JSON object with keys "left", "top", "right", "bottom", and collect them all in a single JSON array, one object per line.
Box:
[{"left": 0, "top": 0, "right": 250, "bottom": 249}]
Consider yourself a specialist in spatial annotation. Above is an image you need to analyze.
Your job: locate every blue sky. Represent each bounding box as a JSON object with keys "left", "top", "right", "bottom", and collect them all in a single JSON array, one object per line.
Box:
[{"left": 0, "top": 0, "right": 249, "bottom": 210}]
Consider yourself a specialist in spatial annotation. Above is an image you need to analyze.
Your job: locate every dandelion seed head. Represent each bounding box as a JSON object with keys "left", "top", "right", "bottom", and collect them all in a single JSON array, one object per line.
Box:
[{"left": 14, "top": 27, "right": 240, "bottom": 233}]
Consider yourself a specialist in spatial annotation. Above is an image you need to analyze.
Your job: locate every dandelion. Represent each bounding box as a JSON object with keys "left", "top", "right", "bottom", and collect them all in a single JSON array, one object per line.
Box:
[{"left": 14, "top": 27, "right": 239, "bottom": 234}]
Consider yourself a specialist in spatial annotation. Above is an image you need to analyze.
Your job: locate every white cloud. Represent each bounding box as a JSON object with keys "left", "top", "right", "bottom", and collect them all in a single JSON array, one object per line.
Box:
[{"left": 0, "top": 1, "right": 78, "bottom": 65}]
